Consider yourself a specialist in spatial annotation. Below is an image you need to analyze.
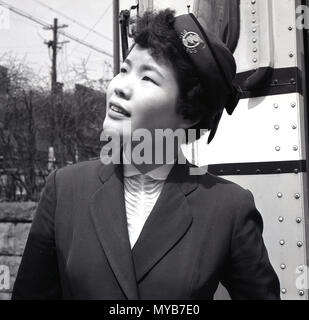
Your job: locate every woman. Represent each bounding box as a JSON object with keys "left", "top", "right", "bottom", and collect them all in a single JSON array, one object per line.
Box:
[{"left": 12, "top": 9, "right": 280, "bottom": 300}]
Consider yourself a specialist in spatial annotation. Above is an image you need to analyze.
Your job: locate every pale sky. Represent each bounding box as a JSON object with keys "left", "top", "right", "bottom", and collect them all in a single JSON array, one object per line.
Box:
[{"left": 0, "top": 0, "right": 193, "bottom": 89}]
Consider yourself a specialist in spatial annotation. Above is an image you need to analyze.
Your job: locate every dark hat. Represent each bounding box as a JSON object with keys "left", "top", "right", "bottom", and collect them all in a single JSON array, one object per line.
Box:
[{"left": 173, "top": 13, "right": 241, "bottom": 143}]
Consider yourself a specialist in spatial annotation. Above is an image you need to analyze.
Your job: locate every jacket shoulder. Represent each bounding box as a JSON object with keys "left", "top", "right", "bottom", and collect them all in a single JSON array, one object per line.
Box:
[
  {"left": 55, "top": 159, "right": 102, "bottom": 178},
  {"left": 197, "top": 172, "right": 258, "bottom": 219},
  {"left": 199, "top": 172, "right": 251, "bottom": 197},
  {"left": 49, "top": 159, "right": 105, "bottom": 193}
]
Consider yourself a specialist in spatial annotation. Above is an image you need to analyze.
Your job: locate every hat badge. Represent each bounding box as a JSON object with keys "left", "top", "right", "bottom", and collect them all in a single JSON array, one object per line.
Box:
[{"left": 181, "top": 30, "right": 205, "bottom": 53}]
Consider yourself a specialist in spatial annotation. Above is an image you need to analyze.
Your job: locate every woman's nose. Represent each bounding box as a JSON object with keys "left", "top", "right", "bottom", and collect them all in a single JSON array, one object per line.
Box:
[
  {"left": 114, "top": 79, "right": 132, "bottom": 100},
  {"left": 115, "top": 87, "right": 128, "bottom": 99}
]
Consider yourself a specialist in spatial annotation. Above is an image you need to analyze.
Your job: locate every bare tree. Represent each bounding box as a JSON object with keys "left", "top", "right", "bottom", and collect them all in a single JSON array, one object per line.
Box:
[{"left": 0, "top": 54, "right": 107, "bottom": 201}]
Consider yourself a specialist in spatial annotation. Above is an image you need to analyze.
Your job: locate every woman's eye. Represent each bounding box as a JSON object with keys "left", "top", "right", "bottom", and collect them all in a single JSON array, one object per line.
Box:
[
  {"left": 142, "top": 76, "right": 157, "bottom": 84},
  {"left": 120, "top": 67, "right": 127, "bottom": 73}
]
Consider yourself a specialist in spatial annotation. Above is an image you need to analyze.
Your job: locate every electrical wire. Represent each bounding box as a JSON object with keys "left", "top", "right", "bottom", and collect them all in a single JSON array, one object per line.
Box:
[
  {"left": 30, "top": 0, "right": 113, "bottom": 43},
  {"left": 69, "top": 2, "right": 113, "bottom": 56},
  {"left": 0, "top": 0, "right": 113, "bottom": 58}
]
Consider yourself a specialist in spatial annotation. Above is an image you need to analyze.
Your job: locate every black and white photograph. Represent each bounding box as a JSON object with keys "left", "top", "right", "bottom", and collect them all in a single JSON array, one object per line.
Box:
[{"left": 0, "top": 0, "right": 308, "bottom": 306}]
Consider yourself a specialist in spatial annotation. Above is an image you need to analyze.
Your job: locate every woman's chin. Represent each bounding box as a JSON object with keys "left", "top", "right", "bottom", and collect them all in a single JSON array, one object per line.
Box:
[{"left": 103, "top": 119, "right": 121, "bottom": 135}]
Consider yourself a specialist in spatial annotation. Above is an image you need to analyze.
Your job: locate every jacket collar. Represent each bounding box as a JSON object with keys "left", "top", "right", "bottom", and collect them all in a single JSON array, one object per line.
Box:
[
  {"left": 90, "top": 153, "right": 198, "bottom": 299},
  {"left": 131, "top": 160, "right": 197, "bottom": 283}
]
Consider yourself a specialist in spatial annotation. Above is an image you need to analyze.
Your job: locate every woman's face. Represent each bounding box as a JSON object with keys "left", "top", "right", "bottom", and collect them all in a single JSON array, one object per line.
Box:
[{"left": 103, "top": 45, "right": 188, "bottom": 139}]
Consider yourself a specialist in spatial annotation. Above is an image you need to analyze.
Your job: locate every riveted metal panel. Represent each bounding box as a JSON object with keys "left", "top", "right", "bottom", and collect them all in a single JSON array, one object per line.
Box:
[
  {"left": 218, "top": 173, "right": 308, "bottom": 300},
  {"left": 194, "top": 93, "right": 305, "bottom": 165},
  {"left": 272, "top": 0, "right": 299, "bottom": 69},
  {"left": 234, "top": 0, "right": 298, "bottom": 73}
]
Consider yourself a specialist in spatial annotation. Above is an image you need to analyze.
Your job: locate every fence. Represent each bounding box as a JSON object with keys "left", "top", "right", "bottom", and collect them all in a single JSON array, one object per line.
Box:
[{"left": 0, "top": 169, "right": 49, "bottom": 202}]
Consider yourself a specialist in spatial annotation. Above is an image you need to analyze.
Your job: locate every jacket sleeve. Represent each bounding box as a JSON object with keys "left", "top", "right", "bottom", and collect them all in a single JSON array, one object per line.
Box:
[
  {"left": 12, "top": 170, "right": 62, "bottom": 300},
  {"left": 221, "top": 189, "right": 281, "bottom": 300}
]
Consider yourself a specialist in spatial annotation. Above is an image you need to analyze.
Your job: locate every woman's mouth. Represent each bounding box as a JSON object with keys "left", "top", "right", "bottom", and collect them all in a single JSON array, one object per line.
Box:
[{"left": 109, "top": 103, "right": 131, "bottom": 117}]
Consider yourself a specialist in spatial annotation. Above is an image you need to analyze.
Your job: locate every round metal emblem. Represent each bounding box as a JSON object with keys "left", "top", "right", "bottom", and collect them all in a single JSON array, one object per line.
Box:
[{"left": 181, "top": 30, "right": 205, "bottom": 53}]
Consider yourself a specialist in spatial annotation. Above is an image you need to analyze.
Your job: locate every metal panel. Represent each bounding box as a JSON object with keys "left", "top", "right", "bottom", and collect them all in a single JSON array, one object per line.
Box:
[
  {"left": 234, "top": 0, "right": 297, "bottom": 73},
  {"left": 194, "top": 93, "right": 305, "bottom": 165},
  {"left": 272, "top": 0, "right": 298, "bottom": 69},
  {"left": 219, "top": 173, "right": 308, "bottom": 300}
]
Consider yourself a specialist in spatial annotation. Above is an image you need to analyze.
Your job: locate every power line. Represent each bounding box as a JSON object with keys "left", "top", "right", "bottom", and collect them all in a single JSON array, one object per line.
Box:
[
  {"left": 0, "top": 0, "right": 113, "bottom": 58},
  {"left": 30, "top": 0, "right": 113, "bottom": 43},
  {"left": 69, "top": 2, "right": 113, "bottom": 56},
  {"left": 0, "top": 0, "right": 49, "bottom": 28},
  {"left": 59, "top": 28, "right": 112, "bottom": 58}
]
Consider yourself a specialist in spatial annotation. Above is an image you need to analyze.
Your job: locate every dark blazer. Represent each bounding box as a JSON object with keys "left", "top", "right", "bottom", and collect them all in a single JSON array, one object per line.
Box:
[{"left": 12, "top": 159, "right": 280, "bottom": 300}]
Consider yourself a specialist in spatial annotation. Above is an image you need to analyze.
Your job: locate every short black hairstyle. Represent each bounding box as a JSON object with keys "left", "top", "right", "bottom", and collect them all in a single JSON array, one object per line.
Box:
[{"left": 133, "top": 8, "right": 222, "bottom": 140}]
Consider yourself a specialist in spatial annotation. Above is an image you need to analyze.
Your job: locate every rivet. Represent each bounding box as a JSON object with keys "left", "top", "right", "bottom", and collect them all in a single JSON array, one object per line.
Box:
[
  {"left": 253, "top": 58, "right": 258, "bottom": 63},
  {"left": 253, "top": 47, "right": 258, "bottom": 53},
  {"left": 277, "top": 192, "right": 283, "bottom": 198},
  {"left": 256, "top": 169, "right": 261, "bottom": 174},
  {"left": 252, "top": 10, "right": 256, "bottom": 14},
  {"left": 278, "top": 217, "right": 284, "bottom": 223},
  {"left": 276, "top": 168, "right": 282, "bottom": 174},
  {"left": 289, "top": 52, "right": 294, "bottom": 58},
  {"left": 280, "top": 264, "right": 286, "bottom": 270},
  {"left": 298, "top": 265, "right": 304, "bottom": 272},
  {"left": 273, "top": 79, "right": 279, "bottom": 85},
  {"left": 251, "top": 0, "right": 256, "bottom": 4},
  {"left": 296, "top": 217, "right": 302, "bottom": 223},
  {"left": 252, "top": 19, "right": 256, "bottom": 23},
  {"left": 252, "top": 38, "right": 257, "bottom": 43},
  {"left": 292, "top": 124, "right": 297, "bottom": 130},
  {"left": 293, "top": 146, "right": 299, "bottom": 151},
  {"left": 220, "top": 170, "right": 224, "bottom": 174},
  {"left": 299, "top": 290, "right": 305, "bottom": 296},
  {"left": 291, "top": 102, "right": 296, "bottom": 108},
  {"left": 252, "top": 27, "right": 257, "bottom": 33},
  {"left": 288, "top": 26, "right": 293, "bottom": 31},
  {"left": 274, "top": 125, "right": 280, "bottom": 130},
  {"left": 297, "top": 241, "right": 303, "bottom": 247},
  {"left": 290, "top": 78, "right": 296, "bottom": 84},
  {"left": 273, "top": 103, "right": 279, "bottom": 109},
  {"left": 294, "top": 169, "right": 299, "bottom": 174},
  {"left": 279, "top": 240, "right": 285, "bottom": 245},
  {"left": 236, "top": 169, "right": 241, "bottom": 174},
  {"left": 295, "top": 193, "right": 301, "bottom": 199},
  {"left": 281, "top": 288, "right": 287, "bottom": 294},
  {"left": 275, "top": 146, "right": 281, "bottom": 152}
]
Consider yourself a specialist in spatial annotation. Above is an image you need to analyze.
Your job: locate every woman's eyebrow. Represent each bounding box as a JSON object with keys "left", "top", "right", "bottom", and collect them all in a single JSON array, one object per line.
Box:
[
  {"left": 140, "top": 64, "right": 165, "bottom": 79},
  {"left": 124, "top": 58, "right": 165, "bottom": 79}
]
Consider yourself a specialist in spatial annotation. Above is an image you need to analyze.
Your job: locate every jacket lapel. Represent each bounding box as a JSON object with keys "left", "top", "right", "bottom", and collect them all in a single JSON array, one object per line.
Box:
[
  {"left": 89, "top": 161, "right": 140, "bottom": 300},
  {"left": 132, "top": 162, "right": 198, "bottom": 283}
]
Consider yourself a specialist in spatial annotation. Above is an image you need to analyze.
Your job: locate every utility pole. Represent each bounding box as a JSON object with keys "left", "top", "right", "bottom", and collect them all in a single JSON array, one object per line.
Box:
[
  {"left": 52, "top": 18, "right": 58, "bottom": 93},
  {"left": 44, "top": 18, "right": 68, "bottom": 93},
  {"left": 43, "top": 18, "right": 68, "bottom": 169}
]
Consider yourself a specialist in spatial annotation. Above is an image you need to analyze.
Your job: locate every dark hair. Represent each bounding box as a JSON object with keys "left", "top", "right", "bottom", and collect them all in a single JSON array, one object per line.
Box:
[{"left": 133, "top": 9, "right": 221, "bottom": 139}]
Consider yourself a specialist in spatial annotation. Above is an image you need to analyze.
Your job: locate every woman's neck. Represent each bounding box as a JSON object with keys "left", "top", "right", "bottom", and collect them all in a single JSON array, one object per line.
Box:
[{"left": 122, "top": 141, "right": 181, "bottom": 175}]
